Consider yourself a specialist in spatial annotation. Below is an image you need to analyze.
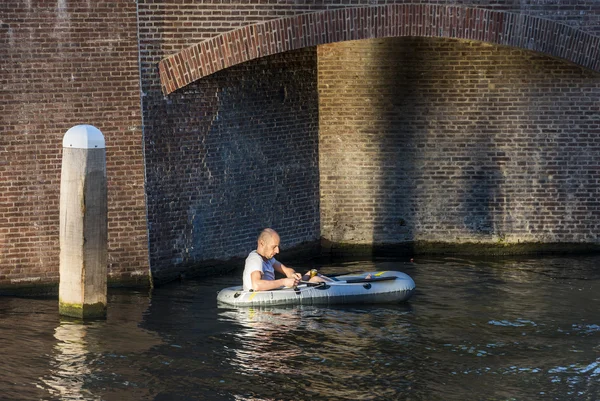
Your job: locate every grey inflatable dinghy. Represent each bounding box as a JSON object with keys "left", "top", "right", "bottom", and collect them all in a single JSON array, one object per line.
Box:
[{"left": 217, "top": 270, "right": 415, "bottom": 307}]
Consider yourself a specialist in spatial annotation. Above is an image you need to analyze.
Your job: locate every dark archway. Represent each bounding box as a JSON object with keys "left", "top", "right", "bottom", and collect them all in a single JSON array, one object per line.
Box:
[{"left": 158, "top": 5, "right": 600, "bottom": 95}]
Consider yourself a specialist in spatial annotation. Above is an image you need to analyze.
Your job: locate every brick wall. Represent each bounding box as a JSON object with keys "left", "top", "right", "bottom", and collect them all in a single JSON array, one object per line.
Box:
[
  {"left": 2, "top": 0, "right": 600, "bottom": 293},
  {"left": 0, "top": 1, "right": 149, "bottom": 293},
  {"left": 157, "top": 3, "right": 600, "bottom": 93},
  {"left": 144, "top": 48, "right": 320, "bottom": 283},
  {"left": 139, "top": 0, "right": 600, "bottom": 271},
  {"left": 141, "top": 0, "right": 600, "bottom": 46},
  {"left": 319, "top": 37, "right": 600, "bottom": 245}
]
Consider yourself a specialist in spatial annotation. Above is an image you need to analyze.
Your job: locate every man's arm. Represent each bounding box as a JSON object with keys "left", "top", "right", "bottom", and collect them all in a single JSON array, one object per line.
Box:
[
  {"left": 250, "top": 270, "right": 298, "bottom": 291},
  {"left": 273, "top": 261, "right": 302, "bottom": 281},
  {"left": 277, "top": 263, "right": 333, "bottom": 284}
]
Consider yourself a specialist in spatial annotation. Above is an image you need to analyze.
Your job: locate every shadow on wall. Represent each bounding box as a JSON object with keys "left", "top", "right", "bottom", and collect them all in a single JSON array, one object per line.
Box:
[
  {"left": 320, "top": 37, "right": 600, "bottom": 249},
  {"left": 374, "top": 39, "right": 419, "bottom": 245},
  {"left": 383, "top": 39, "right": 523, "bottom": 244},
  {"left": 143, "top": 48, "right": 320, "bottom": 282},
  {"left": 397, "top": 39, "right": 600, "bottom": 246},
  {"left": 459, "top": 102, "right": 505, "bottom": 240},
  {"left": 318, "top": 39, "right": 421, "bottom": 246}
]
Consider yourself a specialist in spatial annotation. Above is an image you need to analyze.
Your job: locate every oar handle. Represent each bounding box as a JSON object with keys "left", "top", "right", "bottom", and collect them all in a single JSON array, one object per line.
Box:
[{"left": 345, "top": 276, "right": 398, "bottom": 284}]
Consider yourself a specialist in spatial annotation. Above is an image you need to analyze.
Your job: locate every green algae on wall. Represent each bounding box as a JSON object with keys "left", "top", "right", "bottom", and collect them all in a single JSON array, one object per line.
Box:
[{"left": 59, "top": 301, "right": 107, "bottom": 319}]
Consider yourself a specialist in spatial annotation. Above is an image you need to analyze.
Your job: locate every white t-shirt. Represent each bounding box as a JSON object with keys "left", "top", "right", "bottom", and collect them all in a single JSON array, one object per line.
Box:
[{"left": 242, "top": 250, "right": 279, "bottom": 291}]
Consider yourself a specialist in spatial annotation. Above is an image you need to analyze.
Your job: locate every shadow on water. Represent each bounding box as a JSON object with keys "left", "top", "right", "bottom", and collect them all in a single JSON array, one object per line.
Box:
[{"left": 0, "top": 255, "right": 599, "bottom": 400}]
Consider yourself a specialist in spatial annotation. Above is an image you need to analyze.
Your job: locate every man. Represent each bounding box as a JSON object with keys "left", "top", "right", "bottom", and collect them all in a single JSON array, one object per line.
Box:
[{"left": 242, "top": 228, "right": 329, "bottom": 291}]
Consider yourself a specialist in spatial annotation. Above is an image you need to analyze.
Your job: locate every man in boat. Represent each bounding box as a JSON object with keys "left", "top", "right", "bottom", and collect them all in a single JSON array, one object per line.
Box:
[{"left": 243, "top": 228, "right": 330, "bottom": 291}]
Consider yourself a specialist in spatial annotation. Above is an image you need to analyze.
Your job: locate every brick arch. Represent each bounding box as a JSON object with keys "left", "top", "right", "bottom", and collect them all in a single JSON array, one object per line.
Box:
[{"left": 158, "top": 4, "right": 600, "bottom": 95}]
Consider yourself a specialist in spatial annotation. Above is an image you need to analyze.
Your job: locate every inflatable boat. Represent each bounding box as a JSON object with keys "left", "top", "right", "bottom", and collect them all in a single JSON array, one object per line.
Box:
[{"left": 217, "top": 271, "right": 415, "bottom": 307}]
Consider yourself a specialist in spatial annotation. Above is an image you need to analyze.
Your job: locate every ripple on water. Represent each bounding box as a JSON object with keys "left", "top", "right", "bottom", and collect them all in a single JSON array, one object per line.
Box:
[{"left": 1, "top": 255, "right": 599, "bottom": 400}]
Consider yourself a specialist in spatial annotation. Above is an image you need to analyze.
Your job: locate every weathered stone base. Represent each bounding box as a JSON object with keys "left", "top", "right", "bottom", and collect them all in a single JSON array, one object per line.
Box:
[
  {"left": 321, "top": 239, "right": 600, "bottom": 258},
  {"left": 59, "top": 301, "right": 107, "bottom": 319},
  {"left": 2, "top": 240, "right": 599, "bottom": 297},
  {"left": 108, "top": 273, "right": 153, "bottom": 289},
  {"left": 0, "top": 282, "right": 58, "bottom": 297},
  {"left": 0, "top": 276, "right": 151, "bottom": 297}
]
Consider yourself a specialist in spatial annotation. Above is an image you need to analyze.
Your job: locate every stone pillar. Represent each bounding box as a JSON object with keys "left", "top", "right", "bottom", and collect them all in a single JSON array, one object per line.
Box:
[{"left": 59, "top": 125, "right": 108, "bottom": 319}]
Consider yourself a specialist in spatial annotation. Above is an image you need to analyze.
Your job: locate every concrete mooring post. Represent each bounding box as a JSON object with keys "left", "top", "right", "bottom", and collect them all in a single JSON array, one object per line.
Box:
[{"left": 59, "top": 125, "right": 108, "bottom": 319}]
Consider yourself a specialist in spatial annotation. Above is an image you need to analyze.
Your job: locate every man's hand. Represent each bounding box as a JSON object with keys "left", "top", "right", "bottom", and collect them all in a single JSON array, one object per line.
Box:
[
  {"left": 281, "top": 265, "right": 302, "bottom": 281},
  {"left": 282, "top": 276, "right": 300, "bottom": 288}
]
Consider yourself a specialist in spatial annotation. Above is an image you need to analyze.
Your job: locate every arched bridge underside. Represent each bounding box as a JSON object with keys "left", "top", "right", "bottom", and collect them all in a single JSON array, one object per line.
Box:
[{"left": 159, "top": 4, "right": 600, "bottom": 95}]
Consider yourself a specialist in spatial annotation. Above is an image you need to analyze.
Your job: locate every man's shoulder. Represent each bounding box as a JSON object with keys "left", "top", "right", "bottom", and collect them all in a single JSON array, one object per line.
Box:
[{"left": 245, "top": 250, "right": 262, "bottom": 264}]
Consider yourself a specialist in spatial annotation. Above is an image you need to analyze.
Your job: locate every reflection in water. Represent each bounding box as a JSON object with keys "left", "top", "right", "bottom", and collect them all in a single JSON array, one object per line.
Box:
[
  {"left": 219, "top": 303, "right": 417, "bottom": 400},
  {"left": 41, "top": 321, "right": 95, "bottom": 400},
  {"left": 221, "top": 307, "right": 305, "bottom": 377},
  {"left": 34, "top": 291, "right": 162, "bottom": 401},
  {"left": 0, "top": 256, "right": 599, "bottom": 400}
]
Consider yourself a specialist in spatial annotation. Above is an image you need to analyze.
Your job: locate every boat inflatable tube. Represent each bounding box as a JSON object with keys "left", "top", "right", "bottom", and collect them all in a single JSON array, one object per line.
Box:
[{"left": 217, "top": 271, "right": 415, "bottom": 307}]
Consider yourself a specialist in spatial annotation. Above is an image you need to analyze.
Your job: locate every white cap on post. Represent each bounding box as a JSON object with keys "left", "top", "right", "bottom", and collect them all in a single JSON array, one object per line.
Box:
[{"left": 63, "top": 124, "right": 105, "bottom": 149}]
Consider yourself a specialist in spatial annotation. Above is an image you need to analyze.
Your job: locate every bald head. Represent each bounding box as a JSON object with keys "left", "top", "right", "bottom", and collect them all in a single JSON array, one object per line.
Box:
[
  {"left": 257, "top": 228, "right": 280, "bottom": 259},
  {"left": 258, "top": 228, "right": 278, "bottom": 243}
]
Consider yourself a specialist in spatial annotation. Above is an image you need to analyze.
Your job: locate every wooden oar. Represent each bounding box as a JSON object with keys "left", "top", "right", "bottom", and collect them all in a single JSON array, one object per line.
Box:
[
  {"left": 344, "top": 276, "right": 397, "bottom": 284},
  {"left": 325, "top": 271, "right": 362, "bottom": 278},
  {"left": 300, "top": 276, "right": 397, "bottom": 286}
]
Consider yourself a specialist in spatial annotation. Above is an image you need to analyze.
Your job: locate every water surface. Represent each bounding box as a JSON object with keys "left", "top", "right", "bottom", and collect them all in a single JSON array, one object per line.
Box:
[{"left": 1, "top": 255, "right": 599, "bottom": 400}]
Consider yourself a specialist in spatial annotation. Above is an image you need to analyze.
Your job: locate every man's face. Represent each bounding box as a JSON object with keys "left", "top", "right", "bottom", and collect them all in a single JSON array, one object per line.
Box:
[{"left": 261, "top": 234, "right": 280, "bottom": 259}]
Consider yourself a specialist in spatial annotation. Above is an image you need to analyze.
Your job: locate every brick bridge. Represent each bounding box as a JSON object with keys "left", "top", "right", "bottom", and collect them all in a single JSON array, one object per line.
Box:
[
  {"left": 2, "top": 1, "right": 600, "bottom": 292},
  {"left": 159, "top": 5, "right": 600, "bottom": 94}
]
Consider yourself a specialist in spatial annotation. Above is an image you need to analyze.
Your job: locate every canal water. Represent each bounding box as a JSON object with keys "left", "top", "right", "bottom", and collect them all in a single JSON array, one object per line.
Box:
[{"left": 1, "top": 254, "right": 599, "bottom": 400}]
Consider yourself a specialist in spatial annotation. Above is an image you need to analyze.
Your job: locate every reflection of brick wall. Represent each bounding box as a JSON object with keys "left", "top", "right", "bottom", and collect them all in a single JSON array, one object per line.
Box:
[
  {"left": 0, "top": 1, "right": 149, "bottom": 293},
  {"left": 144, "top": 48, "right": 319, "bottom": 283},
  {"left": 319, "top": 37, "right": 600, "bottom": 244}
]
